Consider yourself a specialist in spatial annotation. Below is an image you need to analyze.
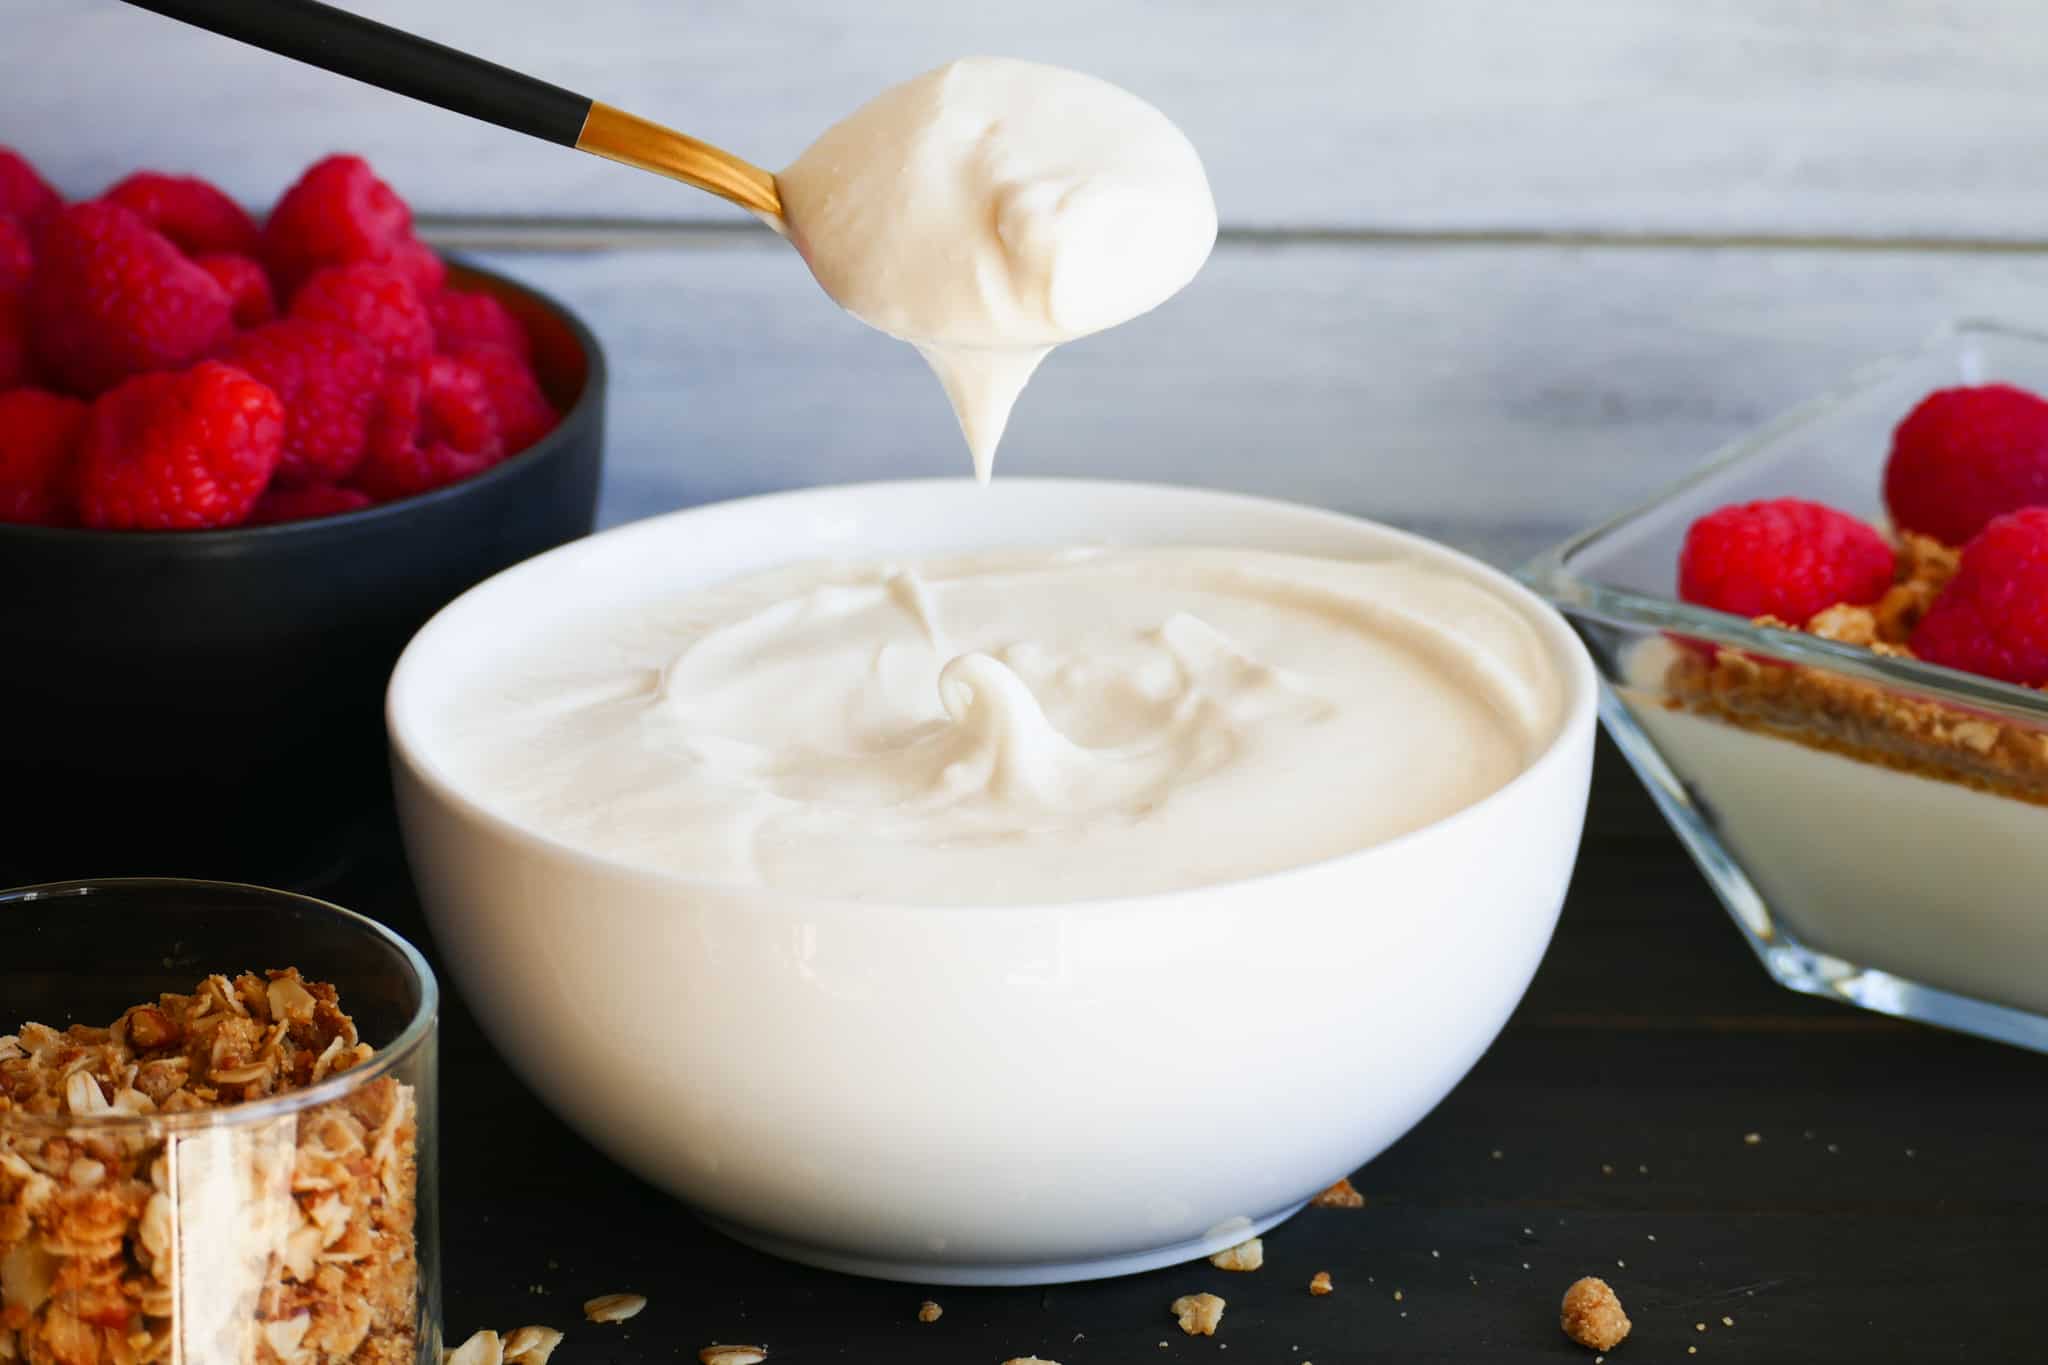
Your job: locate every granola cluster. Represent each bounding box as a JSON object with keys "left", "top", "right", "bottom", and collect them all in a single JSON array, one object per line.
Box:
[
  {"left": 1664, "top": 530, "right": 2048, "bottom": 804},
  {"left": 0, "top": 971, "right": 419, "bottom": 1365}
]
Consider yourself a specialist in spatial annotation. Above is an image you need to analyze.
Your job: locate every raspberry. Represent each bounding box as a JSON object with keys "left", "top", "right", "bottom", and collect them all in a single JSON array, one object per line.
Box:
[
  {"left": 382, "top": 236, "right": 446, "bottom": 296},
  {"left": 0, "top": 289, "right": 31, "bottom": 390},
  {"left": 0, "top": 389, "right": 88, "bottom": 525},
  {"left": 1910, "top": 507, "right": 2048, "bottom": 686},
  {"left": 1884, "top": 384, "right": 2048, "bottom": 547},
  {"left": 76, "top": 361, "right": 283, "bottom": 529},
  {"left": 1678, "top": 498, "right": 1895, "bottom": 624},
  {"left": 429, "top": 287, "right": 530, "bottom": 360},
  {"left": 249, "top": 482, "right": 372, "bottom": 523},
  {"left": 353, "top": 353, "right": 502, "bottom": 500},
  {"left": 101, "top": 172, "right": 261, "bottom": 258},
  {"left": 220, "top": 319, "right": 384, "bottom": 485},
  {"left": 0, "top": 216, "right": 31, "bottom": 292},
  {"left": 447, "top": 342, "right": 556, "bottom": 453},
  {"left": 29, "top": 201, "right": 235, "bottom": 396},
  {"left": 0, "top": 147, "right": 61, "bottom": 234},
  {"left": 263, "top": 154, "right": 440, "bottom": 297},
  {"left": 194, "top": 253, "right": 275, "bottom": 328},
  {"left": 290, "top": 262, "right": 433, "bottom": 365}
]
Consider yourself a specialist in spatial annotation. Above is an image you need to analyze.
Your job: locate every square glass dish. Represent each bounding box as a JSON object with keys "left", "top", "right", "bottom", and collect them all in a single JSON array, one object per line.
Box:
[{"left": 1521, "top": 320, "right": 2048, "bottom": 1053}]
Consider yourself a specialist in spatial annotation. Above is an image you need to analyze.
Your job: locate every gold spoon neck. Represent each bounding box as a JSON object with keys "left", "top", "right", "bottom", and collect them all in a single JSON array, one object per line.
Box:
[{"left": 576, "top": 101, "right": 783, "bottom": 220}]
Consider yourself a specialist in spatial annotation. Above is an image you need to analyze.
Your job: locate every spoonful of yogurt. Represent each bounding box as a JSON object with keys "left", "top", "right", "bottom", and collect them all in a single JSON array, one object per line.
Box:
[
  {"left": 779, "top": 58, "right": 1218, "bottom": 480},
  {"left": 108, "top": 12, "right": 1211, "bottom": 477}
]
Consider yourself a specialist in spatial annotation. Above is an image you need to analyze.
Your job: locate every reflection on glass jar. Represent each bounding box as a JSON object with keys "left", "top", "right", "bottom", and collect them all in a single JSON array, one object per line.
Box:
[{"left": 0, "top": 880, "right": 439, "bottom": 1364}]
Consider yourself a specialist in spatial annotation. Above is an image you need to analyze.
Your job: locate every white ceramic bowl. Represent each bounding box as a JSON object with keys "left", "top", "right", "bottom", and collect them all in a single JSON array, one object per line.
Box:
[{"left": 387, "top": 479, "right": 1598, "bottom": 1285}]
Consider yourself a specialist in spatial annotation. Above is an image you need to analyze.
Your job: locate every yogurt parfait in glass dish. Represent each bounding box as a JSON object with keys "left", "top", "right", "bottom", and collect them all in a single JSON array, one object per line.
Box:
[{"left": 1524, "top": 319, "right": 2048, "bottom": 1052}]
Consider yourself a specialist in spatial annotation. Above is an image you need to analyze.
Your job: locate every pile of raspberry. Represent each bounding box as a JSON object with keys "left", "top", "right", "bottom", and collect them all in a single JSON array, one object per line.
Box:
[
  {"left": 0, "top": 148, "right": 557, "bottom": 529},
  {"left": 1678, "top": 382, "right": 2048, "bottom": 689}
]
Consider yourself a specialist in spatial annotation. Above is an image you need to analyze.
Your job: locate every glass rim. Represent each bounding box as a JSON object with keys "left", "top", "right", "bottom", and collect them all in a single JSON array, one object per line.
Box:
[
  {"left": 0, "top": 876, "right": 439, "bottom": 1134},
  {"left": 1518, "top": 316, "right": 2048, "bottom": 729}
]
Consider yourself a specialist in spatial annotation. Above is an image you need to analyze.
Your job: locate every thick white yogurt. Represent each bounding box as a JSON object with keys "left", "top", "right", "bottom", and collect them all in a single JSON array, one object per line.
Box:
[
  {"left": 1623, "top": 638, "right": 2048, "bottom": 1014},
  {"left": 441, "top": 547, "right": 1555, "bottom": 905},
  {"left": 779, "top": 58, "right": 1218, "bottom": 480}
]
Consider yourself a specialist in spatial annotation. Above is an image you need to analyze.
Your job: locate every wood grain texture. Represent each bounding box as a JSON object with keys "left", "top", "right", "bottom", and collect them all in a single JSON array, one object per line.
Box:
[
  {"left": 14, "top": 0, "right": 2048, "bottom": 235},
  {"left": 456, "top": 235, "right": 2048, "bottom": 565}
]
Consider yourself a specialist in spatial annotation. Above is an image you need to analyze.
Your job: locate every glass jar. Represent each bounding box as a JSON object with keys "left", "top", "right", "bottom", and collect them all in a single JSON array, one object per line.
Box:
[{"left": 0, "top": 878, "right": 439, "bottom": 1364}]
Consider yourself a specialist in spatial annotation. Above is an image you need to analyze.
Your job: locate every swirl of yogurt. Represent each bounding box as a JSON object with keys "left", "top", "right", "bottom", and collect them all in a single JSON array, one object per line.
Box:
[
  {"left": 779, "top": 58, "right": 1218, "bottom": 479},
  {"left": 439, "top": 548, "right": 1559, "bottom": 906}
]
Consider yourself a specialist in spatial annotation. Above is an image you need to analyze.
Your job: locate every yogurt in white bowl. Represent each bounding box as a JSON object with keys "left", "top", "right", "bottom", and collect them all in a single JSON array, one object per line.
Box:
[{"left": 387, "top": 480, "right": 1597, "bottom": 1284}]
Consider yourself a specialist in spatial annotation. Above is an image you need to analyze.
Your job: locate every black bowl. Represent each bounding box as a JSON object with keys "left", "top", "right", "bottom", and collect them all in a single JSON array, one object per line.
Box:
[{"left": 0, "top": 262, "right": 606, "bottom": 885}]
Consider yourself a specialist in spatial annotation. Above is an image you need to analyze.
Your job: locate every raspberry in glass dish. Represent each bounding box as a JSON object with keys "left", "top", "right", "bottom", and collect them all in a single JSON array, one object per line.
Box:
[
  {"left": 1524, "top": 328, "right": 2048, "bottom": 1047},
  {"left": 1911, "top": 507, "right": 2048, "bottom": 688},
  {"left": 1884, "top": 383, "right": 2048, "bottom": 547},
  {"left": 1677, "top": 497, "right": 1895, "bottom": 624}
]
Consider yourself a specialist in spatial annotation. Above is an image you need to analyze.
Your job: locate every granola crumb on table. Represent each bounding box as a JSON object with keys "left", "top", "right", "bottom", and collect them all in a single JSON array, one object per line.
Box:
[
  {"left": 1309, "top": 1177, "right": 1364, "bottom": 1209},
  {"left": 0, "top": 969, "right": 419, "bottom": 1365},
  {"left": 582, "top": 1292, "right": 646, "bottom": 1324},
  {"left": 1309, "top": 1270, "right": 1334, "bottom": 1296},
  {"left": 1209, "top": 1236, "right": 1263, "bottom": 1271},
  {"left": 1170, "top": 1292, "right": 1226, "bottom": 1336},
  {"left": 697, "top": 1347, "right": 767, "bottom": 1365},
  {"left": 1560, "top": 1276, "right": 1631, "bottom": 1351},
  {"left": 915, "top": 1299, "right": 942, "bottom": 1323}
]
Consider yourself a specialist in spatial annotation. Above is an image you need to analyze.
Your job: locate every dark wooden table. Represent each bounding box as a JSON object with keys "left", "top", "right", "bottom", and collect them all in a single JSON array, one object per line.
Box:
[{"left": 321, "top": 735, "right": 2044, "bottom": 1364}]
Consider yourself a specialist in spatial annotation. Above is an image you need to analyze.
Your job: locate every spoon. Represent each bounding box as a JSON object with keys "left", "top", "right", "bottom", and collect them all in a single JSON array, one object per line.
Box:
[{"left": 118, "top": 0, "right": 783, "bottom": 221}]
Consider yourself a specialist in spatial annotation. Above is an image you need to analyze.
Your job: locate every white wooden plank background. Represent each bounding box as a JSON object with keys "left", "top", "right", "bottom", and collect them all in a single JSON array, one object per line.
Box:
[
  {"left": 457, "top": 236, "right": 2048, "bottom": 564},
  {"left": 11, "top": 2, "right": 2048, "bottom": 560},
  {"left": 10, "top": 0, "right": 2048, "bottom": 237}
]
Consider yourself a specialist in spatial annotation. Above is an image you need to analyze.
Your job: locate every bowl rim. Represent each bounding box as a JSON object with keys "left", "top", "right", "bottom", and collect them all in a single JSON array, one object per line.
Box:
[
  {"left": 386, "top": 477, "right": 1600, "bottom": 915},
  {"left": 1519, "top": 317, "right": 2048, "bottom": 728},
  {"left": 0, "top": 257, "right": 606, "bottom": 548},
  {"left": 0, "top": 876, "right": 438, "bottom": 1133}
]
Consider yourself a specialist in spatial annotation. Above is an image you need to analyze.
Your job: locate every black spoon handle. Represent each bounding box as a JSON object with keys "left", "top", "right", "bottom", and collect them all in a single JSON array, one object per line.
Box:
[
  {"left": 120, "top": 0, "right": 594, "bottom": 147},
  {"left": 117, "top": 0, "right": 784, "bottom": 216}
]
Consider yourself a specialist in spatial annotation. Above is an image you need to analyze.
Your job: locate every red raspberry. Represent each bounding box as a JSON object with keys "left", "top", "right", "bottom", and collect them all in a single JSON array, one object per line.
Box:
[
  {"left": 0, "top": 388, "right": 88, "bottom": 526},
  {"left": 0, "top": 216, "right": 31, "bottom": 292},
  {"left": 447, "top": 343, "right": 556, "bottom": 453},
  {"left": 249, "top": 481, "right": 372, "bottom": 524},
  {"left": 429, "top": 287, "right": 530, "bottom": 361},
  {"left": 194, "top": 253, "right": 275, "bottom": 328},
  {"left": 382, "top": 236, "right": 446, "bottom": 296},
  {"left": 1910, "top": 507, "right": 2048, "bottom": 686},
  {"left": 101, "top": 172, "right": 261, "bottom": 258},
  {"left": 29, "top": 201, "right": 235, "bottom": 396},
  {"left": 290, "top": 262, "right": 433, "bottom": 366},
  {"left": 263, "top": 154, "right": 441, "bottom": 297},
  {"left": 220, "top": 319, "right": 384, "bottom": 485},
  {"left": 77, "top": 361, "right": 283, "bottom": 529},
  {"left": 0, "top": 147, "right": 61, "bottom": 235},
  {"left": 353, "top": 353, "right": 502, "bottom": 500},
  {"left": 1678, "top": 498, "right": 1895, "bottom": 625},
  {"left": 0, "top": 290, "right": 30, "bottom": 390},
  {"left": 1884, "top": 384, "right": 2048, "bottom": 547}
]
